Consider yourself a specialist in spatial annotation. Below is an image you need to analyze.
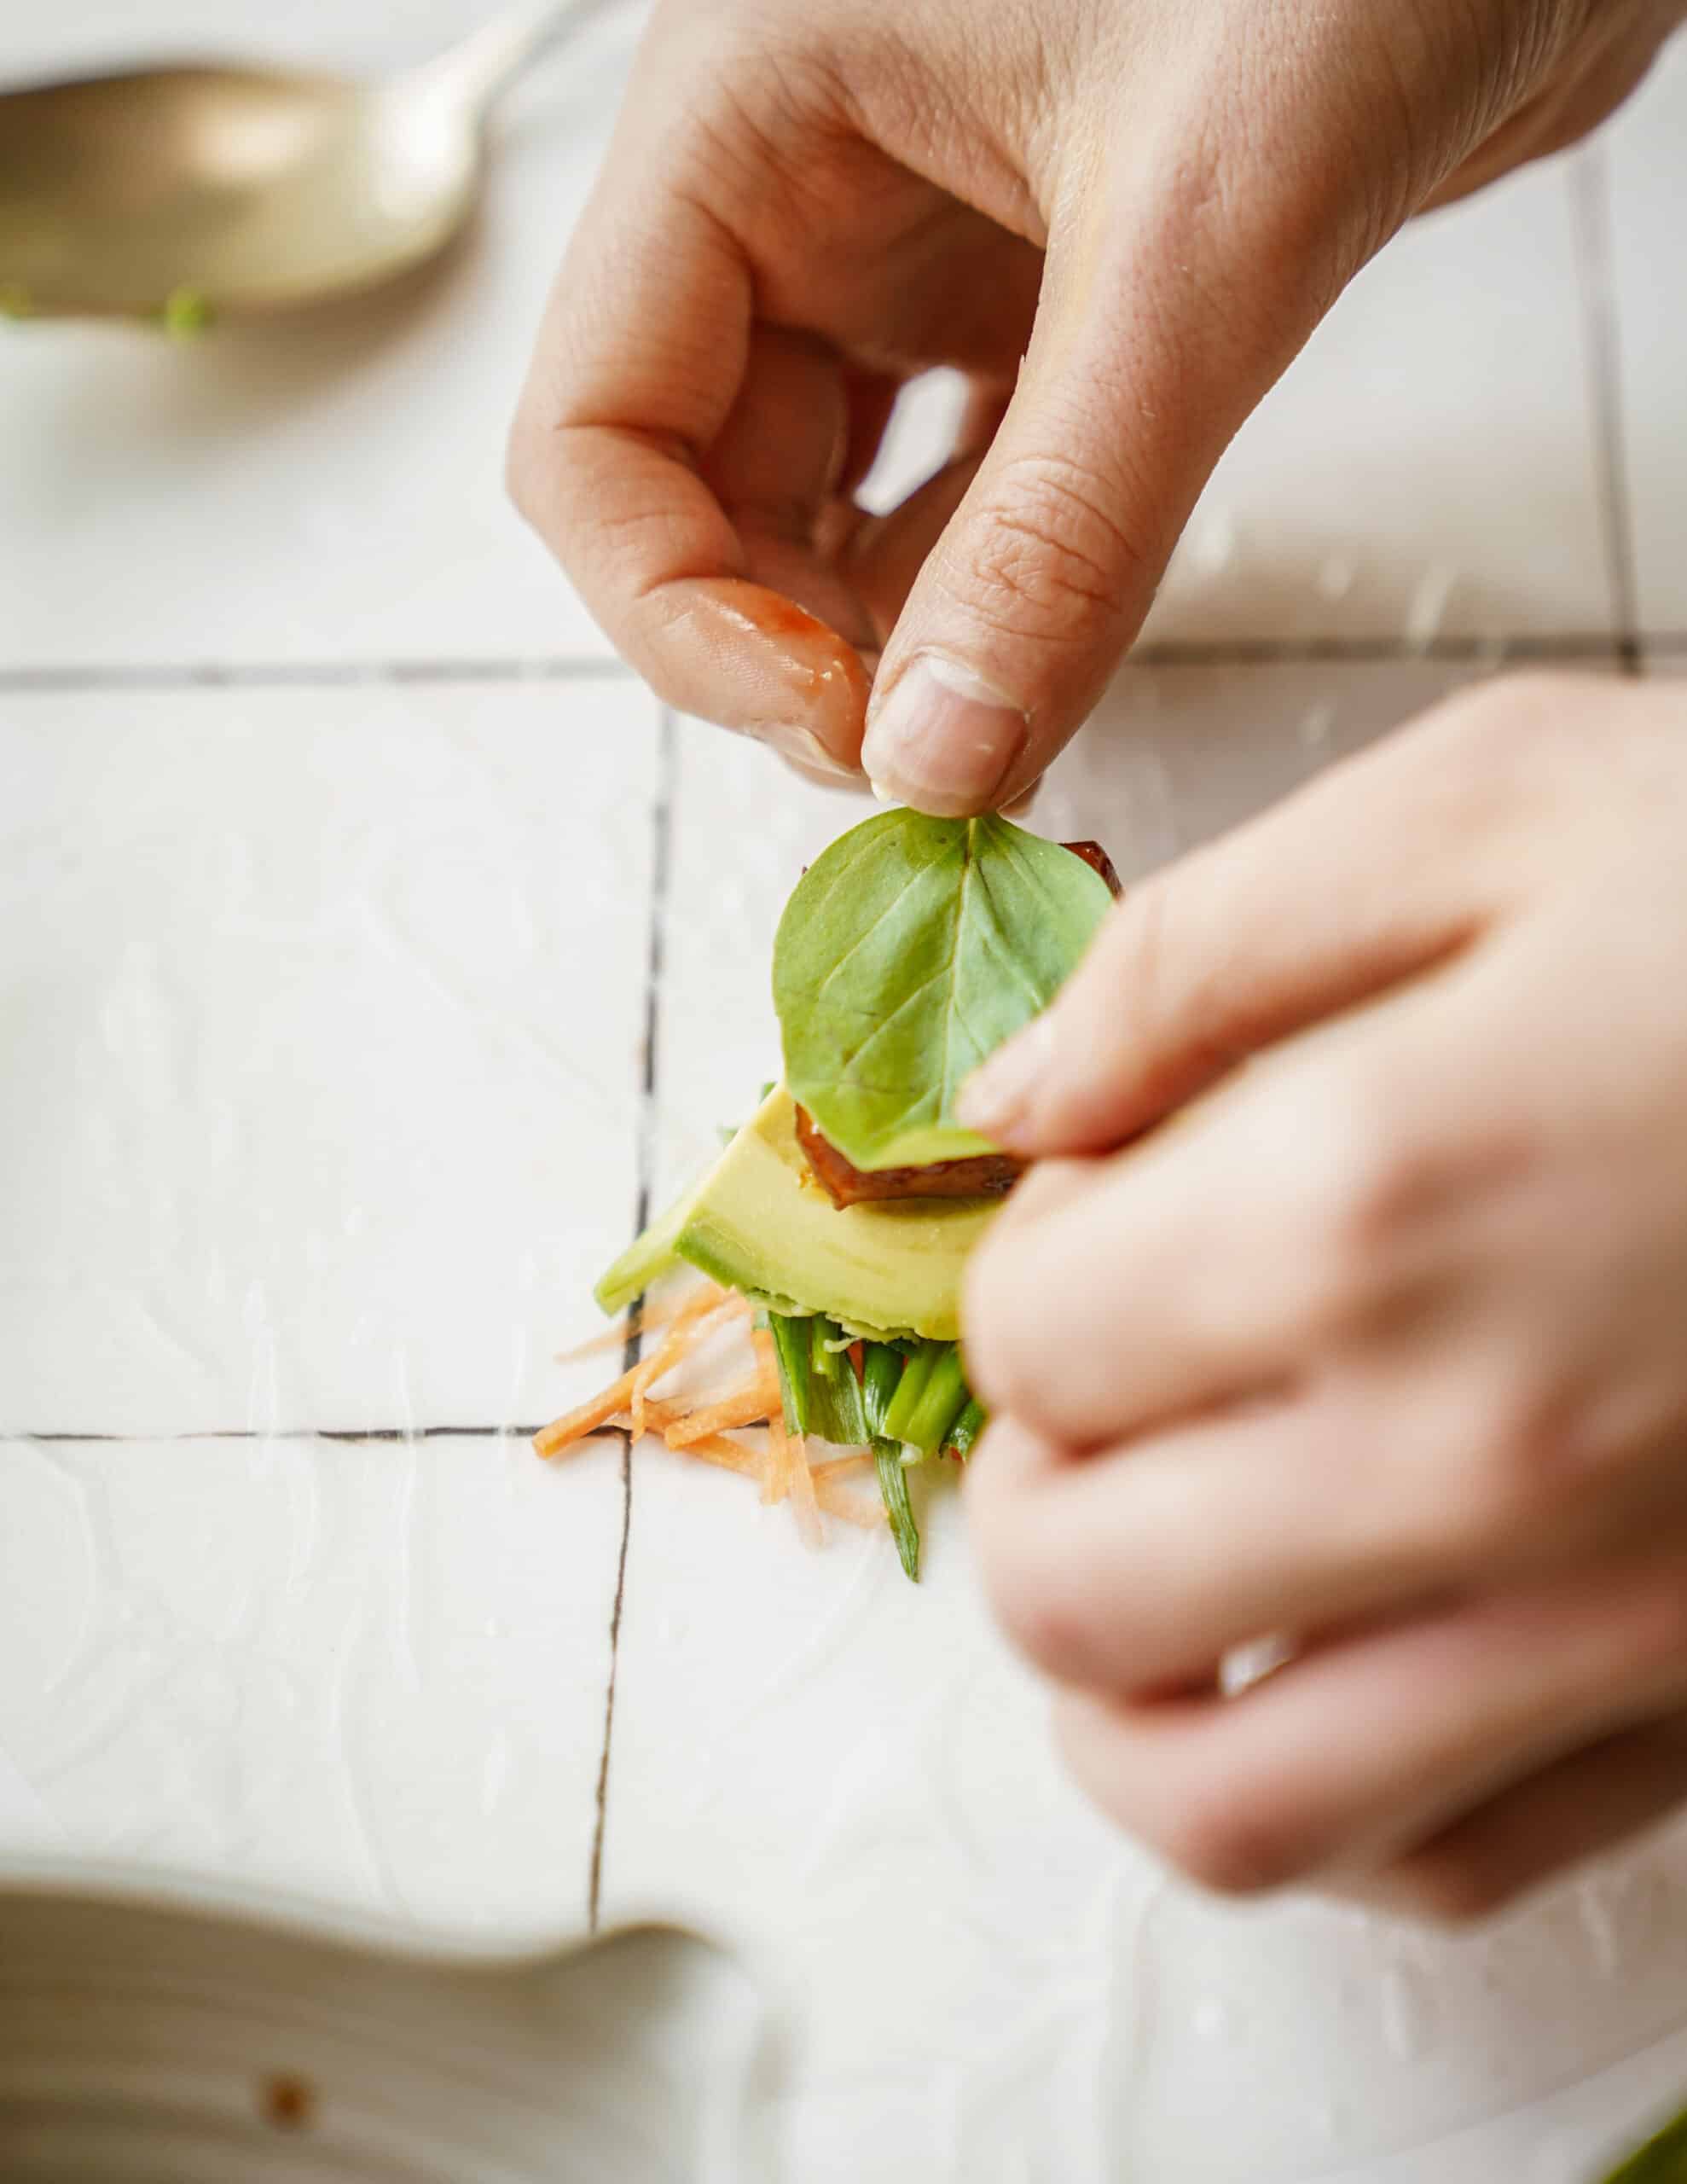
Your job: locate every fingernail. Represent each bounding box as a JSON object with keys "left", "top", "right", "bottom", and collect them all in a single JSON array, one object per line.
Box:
[
  {"left": 861, "top": 653, "right": 1028, "bottom": 815},
  {"left": 761, "top": 723, "right": 857, "bottom": 782},
  {"left": 958, "top": 1013, "right": 1055, "bottom": 1143}
]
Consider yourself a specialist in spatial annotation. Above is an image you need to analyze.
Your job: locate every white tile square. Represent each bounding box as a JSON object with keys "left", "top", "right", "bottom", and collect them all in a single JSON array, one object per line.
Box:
[
  {"left": 0, "top": 1428, "right": 620, "bottom": 1934},
  {"left": 1039, "top": 656, "right": 1493, "bottom": 859},
  {"left": 1141, "top": 160, "right": 1613, "bottom": 647},
  {"left": 600, "top": 1471, "right": 1139, "bottom": 2184},
  {"left": 0, "top": 673, "right": 658, "bottom": 1434},
  {"left": 1609, "top": 37, "right": 1687, "bottom": 636},
  {"left": 0, "top": 0, "right": 646, "bottom": 667}
]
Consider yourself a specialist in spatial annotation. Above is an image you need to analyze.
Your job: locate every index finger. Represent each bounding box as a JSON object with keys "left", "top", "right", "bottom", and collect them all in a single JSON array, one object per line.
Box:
[
  {"left": 958, "top": 675, "right": 1585, "bottom": 1158},
  {"left": 508, "top": 135, "right": 872, "bottom": 765}
]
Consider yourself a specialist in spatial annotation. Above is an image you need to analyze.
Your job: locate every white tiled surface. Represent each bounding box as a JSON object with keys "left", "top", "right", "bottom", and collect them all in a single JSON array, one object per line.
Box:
[
  {"left": 1609, "top": 37, "right": 1687, "bottom": 640},
  {"left": 5, "top": 2, "right": 1687, "bottom": 2180},
  {"left": 0, "top": 676, "right": 658, "bottom": 1433},
  {"left": 1142, "top": 159, "right": 1617, "bottom": 649},
  {"left": 0, "top": 1432, "right": 620, "bottom": 1931}
]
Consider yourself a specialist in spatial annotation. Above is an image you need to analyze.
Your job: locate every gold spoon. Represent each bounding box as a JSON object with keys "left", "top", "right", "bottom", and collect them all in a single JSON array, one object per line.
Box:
[{"left": 0, "top": 0, "right": 617, "bottom": 322}]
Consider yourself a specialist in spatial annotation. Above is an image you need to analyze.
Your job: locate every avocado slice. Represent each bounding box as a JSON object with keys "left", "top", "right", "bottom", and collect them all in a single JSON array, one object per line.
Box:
[
  {"left": 595, "top": 1087, "right": 1000, "bottom": 1340},
  {"left": 594, "top": 1185, "right": 693, "bottom": 1317}
]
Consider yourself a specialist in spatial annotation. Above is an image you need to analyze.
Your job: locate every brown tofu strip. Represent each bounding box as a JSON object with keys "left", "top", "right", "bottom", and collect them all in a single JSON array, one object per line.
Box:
[
  {"left": 793, "top": 1105, "right": 1023, "bottom": 1211},
  {"left": 1061, "top": 839, "right": 1123, "bottom": 897}
]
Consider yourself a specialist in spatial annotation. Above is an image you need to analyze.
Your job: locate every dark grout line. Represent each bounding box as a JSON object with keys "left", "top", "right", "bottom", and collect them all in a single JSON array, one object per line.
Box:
[
  {"left": 587, "top": 703, "right": 676, "bottom": 1935},
  {"left": 0, "top": 658, "right": 640, "bottom": 695},
  {"left": 1569, "top": 146, "right": 1644, "bottom": 677},
  {"left": 1123, "top": 632, "right": 1626, "bottom": 668},
  {"left": 0, "top": 639, "right": 1668, "bottom": 700}
]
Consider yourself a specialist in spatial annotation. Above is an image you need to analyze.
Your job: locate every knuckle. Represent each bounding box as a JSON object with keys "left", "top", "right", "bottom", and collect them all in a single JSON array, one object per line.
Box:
[
  {"left": 1451, "top": 1374, "right": 1586, "bottom": 1549},
  {"left": 966, "top": 1478, "right": 1096, "bottom": 1683},
  {"left": 1052, "top": 1700, "right": 1327, "bottom": 1896},
  {"left": 1420, "top": 1358, "right": 1672, "bottom": 1567},
  {"left": 1103, "top": 885, "right": 1201, "bottom": 1083},
  {"left": 959, "top": 1246, "right": 1019, "bottom": 1411},
  {"left": 1076, "top": 879, "right": 1240, "bottom": 1120},
  {"left": 961, "top": 1227, "right": 1069, "bottom": 1426},
  {"left": 1436, "top": 669, "right": 1581, "bottom": 769},
  {"left": 1153, "top": 1781, "right": 1313, "bottom": 1898},
  {"left": 1470, "top": 668, "right": 1574, "bottom": 731},
  {"left": 1615, "top": 1565, "right": 1687, "bottom": 1679},
  {"left": 1408, "top": 668, "right": 1623, "bottom": 858},
  {"left": 948, "top": 452, "right": 1148, "bottom": 648},
  {"left": 983, "top": 1540, "right": 1098, "bottom": 1685},
  {"left": 1261, "top": 1072, "right": 1419, "bottom": 1334},
  {"left": 1316, "top": 1092, "right": 1417, "bottom": 1260}
]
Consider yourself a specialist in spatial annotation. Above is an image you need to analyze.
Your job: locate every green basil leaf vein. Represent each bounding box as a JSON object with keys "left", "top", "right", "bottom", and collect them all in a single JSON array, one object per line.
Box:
[{"left": 772, "top": 809, "right": 1112, "bottom": 1170}]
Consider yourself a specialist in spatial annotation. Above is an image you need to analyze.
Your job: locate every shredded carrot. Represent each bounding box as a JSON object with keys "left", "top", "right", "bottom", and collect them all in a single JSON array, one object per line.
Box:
[
  {"left": 590, "top": 1405, "right": 769, "bottom": 1486},
  {"left": 810, "top": 1451, "right": 874, "bottom": 1484},
  {"left": 849, "top": 1341, "right": 866, "bottom": 1378},
  {"left": 621, "top": 1396, "right": 686, "bottom": 1434},
  {"left": 536, "top": 1286, "right": 743, "bottom": 1456},
  {"left": 534, "top": 1366, "right": 646, "bottom": 1458},
  {"left": 752, "top": 1329, "right": 789, "bottom": 1506},
  {"left": 536, "top": 1287, "right": 914, "bottom": 1552},
  {"left": 666, "top": 1430, "right": 766, "bottom": 1478},
  {"left": 554, "top": 1322, "right": 637, "bottom": 1364},
  {"left": 812, "top": 1465, "right": 885, "bottom": 1527},
  {"left": 541, "top": 1389, "right": 704, "bottom": 1460},
  {"left": 629, "top": 1285, "right": 741, "bottom": 1437},
  {"left": 552, "top": 1281, "right": 726, "bottom": 1362},
  {"left": 815, "top": 1490, "right": 884, "bottom": 1530},
  {"left": 664, "top": 1383, "right": 771, "bottom": 1447},
  {"left": 786, "top": 1430, "right": 823, "bottom": 1549}
]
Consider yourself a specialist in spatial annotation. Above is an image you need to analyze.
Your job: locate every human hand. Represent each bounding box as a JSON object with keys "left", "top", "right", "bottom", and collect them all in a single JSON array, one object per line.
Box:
[
  {"left": 511, "top": 0, "right": 1682, "bottom": 810},
  {"left": 960, "top": 674, "right": 1687, "bottom": 1919}
]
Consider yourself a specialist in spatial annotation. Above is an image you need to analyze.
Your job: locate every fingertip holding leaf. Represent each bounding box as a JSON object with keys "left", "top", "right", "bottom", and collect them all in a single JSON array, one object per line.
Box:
[
  {"left": 955, "top": 1012, "right": 1056, "bottom": 1146},
  {"left": 772, "top": 810, "right": 1110, "bottom": 1171}
]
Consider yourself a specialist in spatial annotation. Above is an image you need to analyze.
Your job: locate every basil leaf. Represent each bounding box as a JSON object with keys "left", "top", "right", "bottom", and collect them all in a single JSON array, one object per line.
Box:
[{"left": 773, "top": 810, "right": 1111, "bottom": 1170}]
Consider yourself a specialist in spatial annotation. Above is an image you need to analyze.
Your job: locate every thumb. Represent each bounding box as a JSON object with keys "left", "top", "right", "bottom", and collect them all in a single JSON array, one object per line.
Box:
[
  {"left": 860, "top": 69, "right": 1394, "bottom": 816},
  {"left": 954, "top": 683, "right": 1539, "bottom": 1155}
]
